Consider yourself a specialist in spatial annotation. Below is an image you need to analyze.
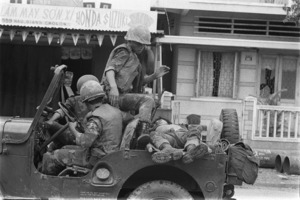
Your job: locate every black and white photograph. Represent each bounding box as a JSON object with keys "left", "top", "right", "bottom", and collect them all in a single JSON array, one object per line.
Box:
[{"left": 0, "top": 0, "right": 299, "bottom": 200}]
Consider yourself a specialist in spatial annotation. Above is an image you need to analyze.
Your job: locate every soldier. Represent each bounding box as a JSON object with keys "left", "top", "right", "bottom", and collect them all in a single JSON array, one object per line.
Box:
[
  {"left": 42, "top": 80, "right": 131, "bottom": 175},
  {"left": 148, "top": 118, "right": 212, "bottom": 164},
  {"left": 101, "top": 25, "right": 169, "bottom": 147},
  {"left": 45, "top": 75, "right": 99, "bottom": 151}
]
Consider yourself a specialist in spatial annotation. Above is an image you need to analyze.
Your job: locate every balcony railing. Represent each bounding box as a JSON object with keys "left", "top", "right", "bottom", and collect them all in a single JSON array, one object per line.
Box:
[{"left": 253, "top": 105, "right": 300, "bottom": 142}]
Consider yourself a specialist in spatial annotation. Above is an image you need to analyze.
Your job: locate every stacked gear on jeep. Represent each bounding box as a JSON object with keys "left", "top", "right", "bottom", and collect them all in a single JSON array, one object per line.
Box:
[{"left": 227, "top": 142, "right": 259, "bottom": 184}]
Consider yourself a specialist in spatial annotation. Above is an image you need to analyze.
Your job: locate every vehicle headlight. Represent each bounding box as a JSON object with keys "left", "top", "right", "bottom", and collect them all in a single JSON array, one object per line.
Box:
[{"left": 96, "top": 168, "right": 110, "bottom": 180}]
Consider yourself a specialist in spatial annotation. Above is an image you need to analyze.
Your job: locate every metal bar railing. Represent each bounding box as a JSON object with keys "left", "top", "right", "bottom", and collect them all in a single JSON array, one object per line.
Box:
[{"left": 254, "top": 105, "right": 300, "bottom": 142}]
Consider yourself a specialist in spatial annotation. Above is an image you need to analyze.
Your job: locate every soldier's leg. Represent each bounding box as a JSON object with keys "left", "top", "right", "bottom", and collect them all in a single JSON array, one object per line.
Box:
[
  {"left": 182, "top": 127, "right": 211, "bottom": 164},
  {"left": 150, "top": 131, "right": 183, "bottom": 163},
  {"left": 41, "top": 146, "right": 89, "bottom": 175},
  {"left": 119, "top": 93, "right": 156, "bottom": 148}
]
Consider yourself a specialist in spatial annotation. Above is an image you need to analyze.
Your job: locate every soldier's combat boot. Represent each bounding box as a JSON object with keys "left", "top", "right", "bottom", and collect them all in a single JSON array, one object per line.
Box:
[
  {"left": 152, "top": 143, "right": 183, "bottom": 164},
  {"left": 182, "top": 143, "right": 212, "bottom": 164},
  {"left": 137, "top": 121, "right": 151, "bottom": 149}
]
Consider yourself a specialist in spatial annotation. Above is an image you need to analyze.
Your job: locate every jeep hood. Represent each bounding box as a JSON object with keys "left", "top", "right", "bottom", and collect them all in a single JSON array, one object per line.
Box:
[{"left": 0, "top": 117, "right": 33, "bottom": 152}]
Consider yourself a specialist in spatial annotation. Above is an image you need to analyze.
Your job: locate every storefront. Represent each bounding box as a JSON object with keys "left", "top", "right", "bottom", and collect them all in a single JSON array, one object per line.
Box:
[{"left": 0, "top": 2, "right": 158, "bottom": 117}]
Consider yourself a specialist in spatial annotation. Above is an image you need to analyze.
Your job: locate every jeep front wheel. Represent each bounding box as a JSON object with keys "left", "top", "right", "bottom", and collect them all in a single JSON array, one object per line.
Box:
[{"left": 127, "top": 180, "right": 193, "bottom": 200}]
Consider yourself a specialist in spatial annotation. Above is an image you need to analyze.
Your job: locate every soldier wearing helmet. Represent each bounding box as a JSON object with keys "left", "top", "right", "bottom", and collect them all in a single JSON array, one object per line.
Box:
[
  {"left": 42, "top": 80, "right": 132, "bottom": 175},
  {"left": 45, "top": 74, "right": 100, "bottom": 151},
  {"left": 101, "top": 25, "right": 169, "bottom": 148}
]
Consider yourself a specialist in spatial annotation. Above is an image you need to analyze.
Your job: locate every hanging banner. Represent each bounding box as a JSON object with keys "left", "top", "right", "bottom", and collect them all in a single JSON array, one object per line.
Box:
[
  {"left": 72, "top": 33, "right": 80, "bottom": 46},
  {"left": 21, "top": 30, "right": 29, "bottom": 42},
  {"left": 97, "top": 34, "right": 104, "bottom": 47},
  {"left": 110, "top": 34, "right": 117, "bottom": 46},
  {"left": 84, "top": 34, "right": 91, "bottom": 44},
  {"left": 34, "top": 31, "right": 42, "bottom": 43},
  {"left": 60, "top": 33, "right": 66, "bottom": 45},
  {"left": 0, "top": 28, "right": 3, "bottom": 38},
  {"left": 9, "top": 30, "right": 15, "bottom": 41},
  {"left": 47, "top": 32, "right": 53, "bottom": 45},
  {"left": 0, "top": 3, "right": 157, "bottom": 32}
]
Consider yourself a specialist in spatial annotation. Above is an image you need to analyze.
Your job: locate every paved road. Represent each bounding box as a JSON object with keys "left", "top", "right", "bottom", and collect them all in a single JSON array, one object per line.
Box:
[{"left": 233, "top": 168, "right": 299, "bottom": 200}]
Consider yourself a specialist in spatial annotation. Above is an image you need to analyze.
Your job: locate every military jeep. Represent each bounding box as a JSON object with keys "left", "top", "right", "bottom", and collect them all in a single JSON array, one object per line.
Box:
[{"left": 0, "top": 65, "right": 240, "bottom": 200}]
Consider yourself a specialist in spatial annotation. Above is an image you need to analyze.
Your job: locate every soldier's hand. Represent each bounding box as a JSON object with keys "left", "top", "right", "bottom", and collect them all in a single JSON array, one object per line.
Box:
[
  {"left": 109, "top": 86, "right": 120, "bottom": 108},
  {"left": 155, "top": 65, "right": 170, "bottom": 78},
  {"left": 68, "top": 121, "right": 77, "bottom": 131}
]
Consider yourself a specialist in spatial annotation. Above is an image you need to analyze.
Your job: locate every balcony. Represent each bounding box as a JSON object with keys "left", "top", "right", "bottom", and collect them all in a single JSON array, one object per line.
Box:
[{"left": 151, "top": 0, "right": 290, "bottom": 15}]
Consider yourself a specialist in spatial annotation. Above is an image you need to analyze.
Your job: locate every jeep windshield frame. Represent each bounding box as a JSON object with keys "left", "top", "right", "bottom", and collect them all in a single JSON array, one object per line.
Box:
[{"left": 3, "top": 65, "right": 67, "bottom": 145}]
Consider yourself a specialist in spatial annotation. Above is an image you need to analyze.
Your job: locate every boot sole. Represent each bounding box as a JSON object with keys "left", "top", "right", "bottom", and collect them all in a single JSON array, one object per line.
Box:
[
  {"left": 152, "top": 152, "right": 172, "bottom": 164},
  {"left": 182, "top": 143, "right": 209, "bottom": 164}
]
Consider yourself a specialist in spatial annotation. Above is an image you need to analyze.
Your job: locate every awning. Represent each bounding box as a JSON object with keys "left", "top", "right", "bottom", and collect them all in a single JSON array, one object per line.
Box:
[
  {"left": 0, "top": 3, "right": 158, "bottom": 32},
  {"left": 155, "top": 35, "right": 300, "bottom": 50}
]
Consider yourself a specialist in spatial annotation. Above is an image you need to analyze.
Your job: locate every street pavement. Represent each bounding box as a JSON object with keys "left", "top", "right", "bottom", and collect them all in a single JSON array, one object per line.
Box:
[{"left": 234, "top": 168, "right": 300, "bottom": 200}]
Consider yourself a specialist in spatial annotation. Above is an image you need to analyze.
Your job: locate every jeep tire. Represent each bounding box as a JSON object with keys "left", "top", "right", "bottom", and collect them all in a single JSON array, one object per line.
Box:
[
  {"left": 220, "top": 109, "right": 240, "bottom": 144},
  {"left": 127, "top": 180, "right": 193, "bottom": 200}
]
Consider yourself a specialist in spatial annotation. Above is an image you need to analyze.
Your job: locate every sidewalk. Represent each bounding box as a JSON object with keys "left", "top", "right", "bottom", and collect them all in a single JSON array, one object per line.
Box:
[
  {"left": 234, "top": 168, "right": 299, "bottom": 200},
  {"left": 240, "top": 168, "right": 299, "bottom": 189}
]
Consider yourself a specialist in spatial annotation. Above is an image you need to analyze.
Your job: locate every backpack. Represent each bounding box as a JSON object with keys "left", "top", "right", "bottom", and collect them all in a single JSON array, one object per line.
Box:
[{"left": 228, "top": 142, "right": 259, "bottom": 184}]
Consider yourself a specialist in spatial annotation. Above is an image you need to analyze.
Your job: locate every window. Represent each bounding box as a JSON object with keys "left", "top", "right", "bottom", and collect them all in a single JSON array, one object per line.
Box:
[
  {"left": 260, "top": 55, "right": 299, "bottom": 102},
  {"left": 83, "top": 2, "right": 95, "bottom": 8},
  {"left": 100, "top": 3, "right": 112, "bottom": 9},
  {"left": 11, "top": 0, "right": 22, "bottom": 3},
  {"left": 196, "top": 51, "right": 237, "bottom": 98}
]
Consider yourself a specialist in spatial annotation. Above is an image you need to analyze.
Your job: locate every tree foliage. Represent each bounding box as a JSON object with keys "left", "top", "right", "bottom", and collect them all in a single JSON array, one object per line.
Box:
[{"left": 283, "top": 0, "right": 300, "bottom": 25}]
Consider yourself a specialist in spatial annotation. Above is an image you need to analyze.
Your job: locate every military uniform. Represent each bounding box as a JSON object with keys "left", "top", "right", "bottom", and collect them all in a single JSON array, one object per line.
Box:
[
  {"left": 150, "top": 124, "right": 201, "bottom": 150},
  {"left": 47, "top": 95, "right": 89, "bottom": 148},
  {"left": 42, "top": 104, "right": 125, "bottom": 175},
  {"left": 101, "top": 43, "right": 155, "bottom": 123},
  {"left": 150, "top": 123, "right": 212, "bottom": 164}
]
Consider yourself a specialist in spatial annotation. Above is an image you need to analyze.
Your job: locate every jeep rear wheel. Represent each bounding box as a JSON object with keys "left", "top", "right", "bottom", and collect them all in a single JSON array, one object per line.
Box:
[
  {"left": 220, "top": 109, "right": 240, "bottom": 144},
  {"left": 127, "top": 180, "right": 193, "bottom": 200}
]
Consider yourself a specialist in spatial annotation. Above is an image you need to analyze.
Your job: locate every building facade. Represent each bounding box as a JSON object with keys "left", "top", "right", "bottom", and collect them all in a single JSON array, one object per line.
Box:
[{"left": 152, "top": 0, "right": 300, "bottom": 151}]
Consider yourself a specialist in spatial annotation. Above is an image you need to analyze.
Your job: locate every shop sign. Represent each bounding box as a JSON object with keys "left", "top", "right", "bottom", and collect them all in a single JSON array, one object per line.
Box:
[{"left": 0, "top": 3, "right": 157, "bottom": 32}]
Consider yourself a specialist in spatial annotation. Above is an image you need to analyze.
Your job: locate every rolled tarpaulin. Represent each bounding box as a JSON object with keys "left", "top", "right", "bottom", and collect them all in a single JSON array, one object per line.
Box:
[
  {"left": 255, "top": 149, "right": 278, "bottom": 168},
  {"left": 282, "top": 156, "right": 300, "bottom": 175}
]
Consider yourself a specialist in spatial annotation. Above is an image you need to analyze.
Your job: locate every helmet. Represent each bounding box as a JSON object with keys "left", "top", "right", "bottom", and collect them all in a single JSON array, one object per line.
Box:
[
  {"left": 76, "top": 75, "right": 99, "bottom": 92},
  {"left": 124, "top": 25, "right": 151, "bottom": 45},
  {"left": 80, "top": 80, "right": 105, "bottom": 102}
]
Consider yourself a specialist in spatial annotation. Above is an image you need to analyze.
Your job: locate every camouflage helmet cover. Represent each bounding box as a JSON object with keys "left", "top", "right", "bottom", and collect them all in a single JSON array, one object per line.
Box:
[
  {"left": 124, "top": 25, "right": 151, "bottom": 45},
  {"left": 76, "top": 74, "right": 99, "bottom": 92},
  {"left": 80, "top": 80, "right": 105, "bottom": 102}
]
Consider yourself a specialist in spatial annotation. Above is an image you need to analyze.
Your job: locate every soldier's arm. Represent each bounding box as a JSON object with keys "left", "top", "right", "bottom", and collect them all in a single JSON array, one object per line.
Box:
[{"left": 69, "top": 117, "right": 102, "bottom": 148}]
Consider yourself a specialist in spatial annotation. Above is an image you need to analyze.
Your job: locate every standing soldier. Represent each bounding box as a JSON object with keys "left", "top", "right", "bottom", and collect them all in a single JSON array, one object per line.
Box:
[{"left": 101, "top": 25, "right": 169, "bottom": 148}]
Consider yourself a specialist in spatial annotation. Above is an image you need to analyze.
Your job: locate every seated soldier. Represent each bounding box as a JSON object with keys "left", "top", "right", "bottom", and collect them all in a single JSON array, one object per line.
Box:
[
  {"left": 41, "top": 80, "right": 132, "bottom": 175},
  {"left": 147, "top": 118, "right": 212, "bottom": 164},
  {"left": 45, "top": 75, "right": 100, "bottom": 151}
]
